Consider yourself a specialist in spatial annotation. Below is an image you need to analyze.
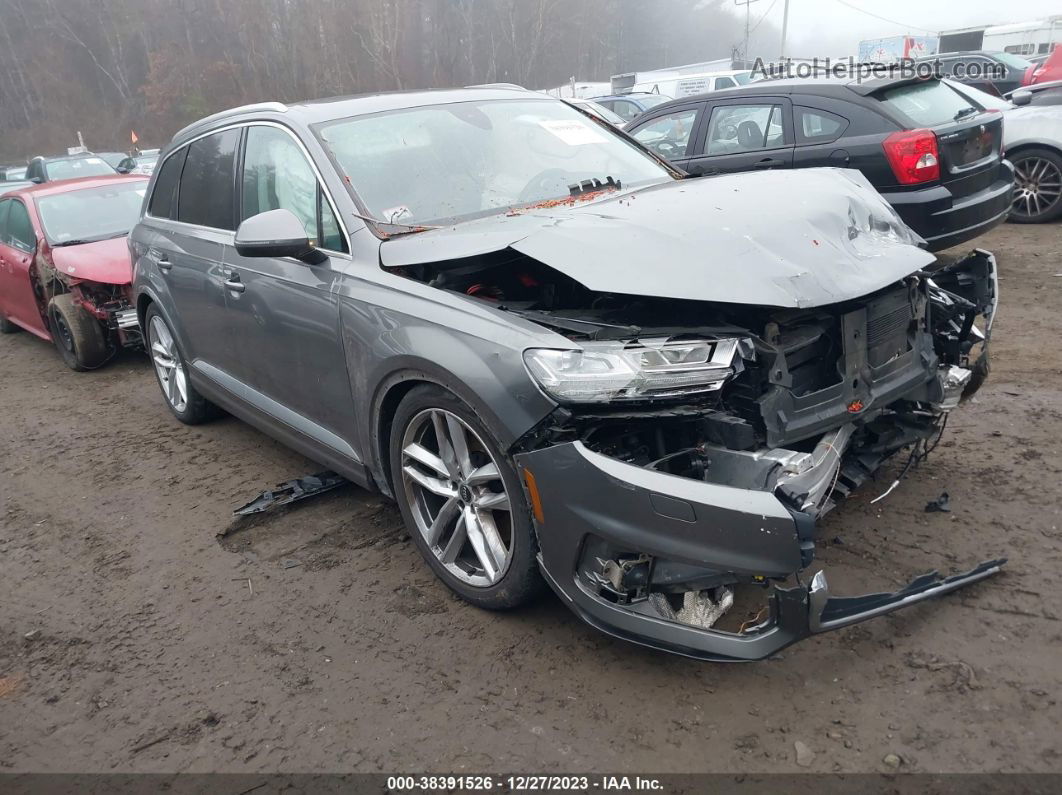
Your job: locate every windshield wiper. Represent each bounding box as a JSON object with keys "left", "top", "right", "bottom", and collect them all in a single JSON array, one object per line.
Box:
[
  {"left": 954, "top": 106, "right": 980, "bottom": 121},
  {"left": 568, "top": 176, "right": 622, "bottom": 197},
  {"left": 52, "top": 238, "right": 97, "bottom": 247}
]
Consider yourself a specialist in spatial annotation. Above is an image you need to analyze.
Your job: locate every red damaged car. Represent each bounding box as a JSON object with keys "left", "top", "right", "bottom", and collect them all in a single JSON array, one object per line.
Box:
[{"left": 0, "top": 175, "right": 147, "bottom": 369}]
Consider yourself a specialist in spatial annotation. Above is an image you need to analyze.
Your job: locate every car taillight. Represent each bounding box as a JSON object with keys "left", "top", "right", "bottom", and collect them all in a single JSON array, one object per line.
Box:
[
  {"left": 1022, "top": 66, "right": 1035, "bottom": 86},
  {"left": 882, "top": 128, "right": 940, "bottom": 185}
]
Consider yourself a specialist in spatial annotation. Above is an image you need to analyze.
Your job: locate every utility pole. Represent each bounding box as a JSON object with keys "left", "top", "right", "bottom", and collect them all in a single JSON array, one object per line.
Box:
[
  {"left": 734, "top": 0, "right": 761, "bottom": 66},
  {"left": 780, "top": 0, "right": 791, "bottom": 59}
]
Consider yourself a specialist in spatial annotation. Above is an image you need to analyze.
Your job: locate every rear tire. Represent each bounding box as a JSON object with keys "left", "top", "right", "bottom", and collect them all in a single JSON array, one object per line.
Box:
[
  {"left": 389, "top": 383, "right": 545, "bottom": 610},
  {"left": 1009, "top": 148, "right": 1062, "bottom": 223},
  {"left": 47, "top": 294, "right": 109, "bottom": 371},
  {"left": 145, "top": 304, "right": 219, "bottom": 424}
]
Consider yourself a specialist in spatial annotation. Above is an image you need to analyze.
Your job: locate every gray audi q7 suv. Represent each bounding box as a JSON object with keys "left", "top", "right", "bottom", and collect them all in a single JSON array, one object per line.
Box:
[{"left": 131, "top": 86, "right": 1002, "bottom": 661}]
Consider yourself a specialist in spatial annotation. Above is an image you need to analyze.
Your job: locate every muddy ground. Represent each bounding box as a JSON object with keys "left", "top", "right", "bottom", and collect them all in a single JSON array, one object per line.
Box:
[{"left": 1, "top": 221, "right": 1060, "bottom": 775}]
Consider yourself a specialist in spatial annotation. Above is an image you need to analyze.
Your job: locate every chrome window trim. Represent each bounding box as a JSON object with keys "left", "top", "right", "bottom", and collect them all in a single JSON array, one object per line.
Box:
[{"left": 145, "top": 119, "right": 353, "bottom": 259}]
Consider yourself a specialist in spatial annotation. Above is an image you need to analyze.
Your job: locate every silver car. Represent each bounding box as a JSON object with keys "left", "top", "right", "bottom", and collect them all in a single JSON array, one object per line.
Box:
[{"left": 130, "top": 87, "right": 1001, "bottom": 661}]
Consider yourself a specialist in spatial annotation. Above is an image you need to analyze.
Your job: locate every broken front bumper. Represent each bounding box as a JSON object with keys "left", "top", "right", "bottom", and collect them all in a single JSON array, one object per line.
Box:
[{"left": 516, "top": 442, "right": 1004, "bottom": 662}]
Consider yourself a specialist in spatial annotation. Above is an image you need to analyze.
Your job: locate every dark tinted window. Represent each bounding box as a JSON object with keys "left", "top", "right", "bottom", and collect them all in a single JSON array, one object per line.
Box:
[
  {"left": 177, "top": 129, "right": 240, "bottom": 229},
  {"left": 795, "top": 107, "right": 849, "bottom": 144},
  {"left": 6, "top": 200, "right": 36, "bottom": 251},
  {"left": 148, "top": 147, "right": 186, "bottom": 220},
  {"left": 0, "top": 199, "right": 10, "bottom": 238}
]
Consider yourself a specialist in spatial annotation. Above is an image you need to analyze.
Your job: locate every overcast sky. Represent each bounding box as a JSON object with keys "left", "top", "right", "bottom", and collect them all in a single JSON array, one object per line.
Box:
[{"left": 724, "top": 0, "right": 1062, "bottom": 58}]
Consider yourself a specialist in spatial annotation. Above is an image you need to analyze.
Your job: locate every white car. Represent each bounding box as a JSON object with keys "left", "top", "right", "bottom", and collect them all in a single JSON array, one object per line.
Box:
[{"left": 948, "top": 79, "right": 1062, "bottom": 223}]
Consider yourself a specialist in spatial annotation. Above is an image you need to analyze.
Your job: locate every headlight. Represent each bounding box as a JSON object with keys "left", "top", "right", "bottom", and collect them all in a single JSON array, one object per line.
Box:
[{"left": 524, "top": 337, "right": 743, "bottom": 403}]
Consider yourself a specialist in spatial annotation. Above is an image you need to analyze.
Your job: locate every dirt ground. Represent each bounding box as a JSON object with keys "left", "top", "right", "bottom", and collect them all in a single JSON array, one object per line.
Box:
[{"left": 1, "top": 221, "right": 1060, "bottom": 775}]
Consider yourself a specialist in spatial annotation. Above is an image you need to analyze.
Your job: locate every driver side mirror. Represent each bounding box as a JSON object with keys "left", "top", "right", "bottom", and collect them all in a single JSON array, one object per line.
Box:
[
  {"left": 1011, "top": 90, "right": 1032, "bottom": 106},
  {"left": 235, "top": 209, "right": 327, "bottom": 265}
]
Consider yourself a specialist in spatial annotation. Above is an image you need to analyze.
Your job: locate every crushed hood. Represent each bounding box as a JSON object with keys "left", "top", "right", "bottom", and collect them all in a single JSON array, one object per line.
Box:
[
  {"left": 49, "top": 236, "right": 133, "bottom": 285},
  {"left": 381, "top": 168, "right": 936, "bottom": 309}
]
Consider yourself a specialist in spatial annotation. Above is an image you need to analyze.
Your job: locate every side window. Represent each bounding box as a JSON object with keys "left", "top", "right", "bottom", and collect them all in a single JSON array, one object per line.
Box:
[
  {"left": 715, "top": 77, "right": 737, "bottom": 90},
  {"left": 704, "top": 104, "right": 787, "bottom": 156},
  {"left": 241, "top": 125, "right": 348, "bottom": 253},
  {"left": 0, "top": 199, "right": 11, "bottom": 242},
  {"left": 631, "top": 109, "right": 699, "bottom": 159},
  {"left": 6, "top": 200, "right": 36, "bottom": 252},
  {"left": 177, "top": 128, "right": 240, "bottom": 230},
  {"left": 795, "top": 107, "right": 849, "bottom": 144},
  {"left": 148, "top": 147, "right": 186, "bottom": 220}
]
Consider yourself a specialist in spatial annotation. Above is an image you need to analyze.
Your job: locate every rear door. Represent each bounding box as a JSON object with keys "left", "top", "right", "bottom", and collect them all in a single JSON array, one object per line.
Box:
[
  {"left": 874, "top": 80, "right": 1005, "bottom": 201},
  {"left": 0, "top": 197, "right": 48, "bottom": 336},
  {"left": 683, "top": 97, "right": 795, "bottom": 176},
  {"left": 222, "top": 123, "right": 356, "bottom": 453},
  {"left": 627, "top": 103, "right": 706, "bottom": 169}
]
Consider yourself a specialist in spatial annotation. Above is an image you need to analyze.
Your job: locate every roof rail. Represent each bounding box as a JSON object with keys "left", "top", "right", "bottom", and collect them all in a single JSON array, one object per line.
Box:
[
  {"left": 464, "top": 82, "right": 528, "bottom": 91},
  {"left": 172, "top": 101, "right": 288, "bottom": 145}
]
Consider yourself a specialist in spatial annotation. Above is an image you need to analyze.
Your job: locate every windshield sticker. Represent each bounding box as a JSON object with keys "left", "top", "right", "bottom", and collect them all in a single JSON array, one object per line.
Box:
[
  {"left": 538, "top": 119, "right": 607, "bottom": 146},
  {"left": 382, "top": 205, "right": 413, "bottom": 223}
]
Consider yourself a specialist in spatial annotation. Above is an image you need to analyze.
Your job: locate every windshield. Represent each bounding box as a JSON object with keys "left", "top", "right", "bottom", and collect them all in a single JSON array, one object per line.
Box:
[
  {"left": 4, "top": 167, "right": 27, "bottom": 180},
  {"left": 317, "top": 98, "right": 672, "bottom": 226},
  {"left": 636, "top": 94, "right": 672, "bottom": 110},
  {"left": 573, "top": 100, "right": 626, "bottom": 126},
  {"left": 992, "top": 52, "right": 1033, "bottom": 69},
  {"left": 734, "top": 71, "right": 758, "bottom": 85},
  {"left": 44, "top": 156, "right": 116, "bottom": 181},
  {"left": 36, "top": 182, "right": 146, "bottom": 244}
]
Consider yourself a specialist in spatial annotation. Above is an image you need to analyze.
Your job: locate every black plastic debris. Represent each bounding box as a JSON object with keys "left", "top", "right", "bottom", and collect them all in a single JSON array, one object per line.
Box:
[
  {"left": 925, "top": 492, "right": 951, "bottom": 513},
  {"left": 233, "top": 471, "right": 348, "bottom": 516}
]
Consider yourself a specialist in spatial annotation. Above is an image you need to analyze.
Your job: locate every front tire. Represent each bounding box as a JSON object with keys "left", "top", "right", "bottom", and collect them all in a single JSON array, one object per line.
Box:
[
  {"left": 1009, "top": 148, "right": 1062, "bottom": 223},
  {"left": 389, "top": 384, "right": 545, "bottom": 610},
  {"left": 47, "top": 294, "right": 109, "bottom": 371},
  {"left": 145, "top": 304, "right": 219, "bottom": 424}
]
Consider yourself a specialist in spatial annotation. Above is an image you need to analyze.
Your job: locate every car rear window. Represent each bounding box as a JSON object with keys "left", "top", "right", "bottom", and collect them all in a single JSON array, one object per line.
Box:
[
  {"left": 877, "top": 80, "right": 983, "bottom": 127},
  {"left": 44, "top": 157, "right": 116, "bottom": 181}
]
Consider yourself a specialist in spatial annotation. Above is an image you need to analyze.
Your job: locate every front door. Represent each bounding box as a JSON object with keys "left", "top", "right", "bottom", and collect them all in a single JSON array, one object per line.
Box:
[
  {"left": 0, "top": 198, "right": 48, "bottom": 337},
  {"left": 223, "top": 124, "right": 357, "bottom": 456}
]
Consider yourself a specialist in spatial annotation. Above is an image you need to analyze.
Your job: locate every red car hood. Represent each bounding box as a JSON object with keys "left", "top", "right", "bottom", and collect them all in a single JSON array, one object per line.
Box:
[{"left": 49, "top": 236, "right": 132, "bottom": 285}]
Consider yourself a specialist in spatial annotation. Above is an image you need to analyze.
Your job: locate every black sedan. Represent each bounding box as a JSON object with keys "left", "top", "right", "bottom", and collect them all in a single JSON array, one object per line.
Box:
[{"left": 625, "top": 75, "right": 1014, "bottom": 251}]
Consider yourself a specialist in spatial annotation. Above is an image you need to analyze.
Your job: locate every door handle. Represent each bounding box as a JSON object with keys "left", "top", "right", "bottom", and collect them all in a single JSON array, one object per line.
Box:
[
  {"left": 753, "top": 158, "right": 785, "bottom": 169},
  {"left": 224, "top": 275, "right": 245, "bottom": 293},
  {"left": 157, "top": 257, "right": 172, "bottom": 271}
]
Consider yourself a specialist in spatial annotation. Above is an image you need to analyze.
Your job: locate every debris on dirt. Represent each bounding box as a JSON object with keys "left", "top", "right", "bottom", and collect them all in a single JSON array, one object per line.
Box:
[
  {"left": 925, "top": 492, "right": 951, "bottom": 513},
  {"left": 232, "top": 471, "right": 348, "bottom": 517},
  {"left": 905, "top": 652, "right": 980, "bottom": 692},
  {"left": 794, "top": 740, "right": 815, "bottom": 767},
  {"left": 23, "top": 629, "right": 41, "bottom": 642},
  {"left": 130, "top": 730, "right": 172, "bottom": 755},
  {"left": 280, "top": 558, "right": 302, "bottom": 570},
  {"left": 0, "top": 675, "right": 23, "bottom": 698},
  {"left": 883, "top": 753, "right": 903, "bottom": 769}
]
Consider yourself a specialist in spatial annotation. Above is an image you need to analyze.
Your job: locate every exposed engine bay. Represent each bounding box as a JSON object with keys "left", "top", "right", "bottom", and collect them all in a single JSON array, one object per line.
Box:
[
  {"left": 32, "top": 251, "right": 141, "bottom": 350},
  {"left": 390, "top": 245, "right": 998, "bottom": 645}
]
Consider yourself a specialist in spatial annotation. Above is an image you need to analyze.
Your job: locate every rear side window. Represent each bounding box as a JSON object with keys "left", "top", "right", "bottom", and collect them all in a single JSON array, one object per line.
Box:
[
  {"left": 6, "top": 200, "right": 35, "bottom": 251},
  {"left": 177, "top": 128, "right": 240, "bottom": 230},
  {"left": 0, "top": 199, "right": 10, "bottom": 239},
  {"left": 877, "top": 81, "right": 981, "bottom": 127},
  {"left": 795, "top": 107, "right": 849, "bottom": 144},
  {"left": 148, "top": 148, "right": 187, "bottom": 220}
]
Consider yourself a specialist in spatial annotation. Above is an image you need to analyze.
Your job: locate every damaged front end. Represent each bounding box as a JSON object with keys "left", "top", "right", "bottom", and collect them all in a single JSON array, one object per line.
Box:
[{"left": 504, "top": 249, "right": 1001, "bottom": 661}]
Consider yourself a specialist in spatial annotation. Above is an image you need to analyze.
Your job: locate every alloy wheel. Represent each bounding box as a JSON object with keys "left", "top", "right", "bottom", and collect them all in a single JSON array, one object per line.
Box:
[
  {"left": 1013, "top": 156, "right": 1062, "bottom": 220},
  {"left": 400, "top": 408, "right": 514, "bottom": 587},
  {"left": 149, "top": 315, "right": 188, "bottom": 413}
]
